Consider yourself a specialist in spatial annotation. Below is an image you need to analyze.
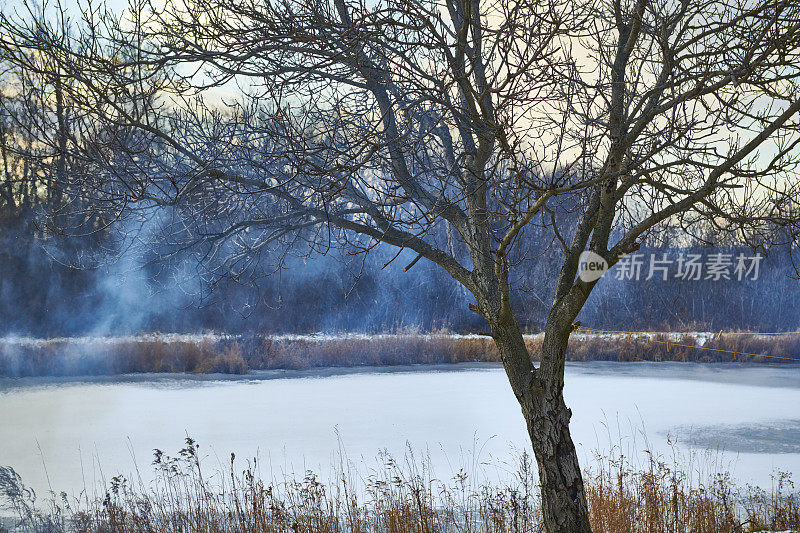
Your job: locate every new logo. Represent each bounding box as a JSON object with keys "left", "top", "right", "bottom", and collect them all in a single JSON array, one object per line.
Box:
[{"left": 577, "top": 251, "right": 608, "bottom": 282}]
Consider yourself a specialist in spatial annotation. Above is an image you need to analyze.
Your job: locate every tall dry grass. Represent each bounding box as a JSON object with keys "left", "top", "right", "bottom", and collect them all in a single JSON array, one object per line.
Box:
[
  {"left": 2, "top": 330, "right": 800, "bottom": 377},
  {"left": 1, "top": 438, "right": 797, "bottom": 533},
  {"left": 567, "top": 333, "right": 800, "bottom": 364},
  {"left": 586, "top": 445, "right": 799, "bottom": 532}
]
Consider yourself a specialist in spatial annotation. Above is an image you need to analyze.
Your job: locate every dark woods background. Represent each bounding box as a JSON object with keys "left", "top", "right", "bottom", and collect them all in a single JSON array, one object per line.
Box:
[
  {"left": 1, "top": 78, "right": 799, "bottom": 337},
  {"left": 2, "top": 194, "right": 798, "bottom": 336}
]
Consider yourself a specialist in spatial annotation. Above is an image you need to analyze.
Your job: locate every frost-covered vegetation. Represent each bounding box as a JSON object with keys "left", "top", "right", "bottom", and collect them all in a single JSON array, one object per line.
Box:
[{"left": 1, "top": 330, "right": 799, "bottom": 377}]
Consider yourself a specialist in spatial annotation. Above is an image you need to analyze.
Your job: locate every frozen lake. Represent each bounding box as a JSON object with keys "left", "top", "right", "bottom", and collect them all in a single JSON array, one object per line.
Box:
[{"left": 1, "top": 362, "right": 800, "bottom": 500}]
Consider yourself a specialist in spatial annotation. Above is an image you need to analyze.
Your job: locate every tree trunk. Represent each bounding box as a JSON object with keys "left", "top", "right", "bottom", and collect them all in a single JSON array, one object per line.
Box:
[
  {"left": 524, "top": 379, "right": 591, "bottom": 532},
  {"left": 490, "top": 315, "right": 592, "bottom": 533}
]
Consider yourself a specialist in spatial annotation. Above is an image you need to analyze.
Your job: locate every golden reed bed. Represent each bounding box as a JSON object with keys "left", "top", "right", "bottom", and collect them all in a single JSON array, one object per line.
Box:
[{"left": 2, "top": 330, "right": 800, "bottom": 377}]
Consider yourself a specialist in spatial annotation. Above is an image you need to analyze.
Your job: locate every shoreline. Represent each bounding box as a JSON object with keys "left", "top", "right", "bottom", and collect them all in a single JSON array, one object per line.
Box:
[{"left": 1, "top": 330, "right": 799, "bottom": 378}]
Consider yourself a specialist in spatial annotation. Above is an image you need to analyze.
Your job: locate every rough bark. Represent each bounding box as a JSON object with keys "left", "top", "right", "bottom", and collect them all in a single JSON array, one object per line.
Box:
[{"left": 489, "top": 311, "right": 592, "bottom": 533}]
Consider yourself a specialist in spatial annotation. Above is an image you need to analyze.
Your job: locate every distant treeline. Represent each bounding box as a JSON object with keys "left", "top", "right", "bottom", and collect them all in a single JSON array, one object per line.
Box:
[
  {"left": 1, "top": 87, "right": 799, "bottom": 336},
  {"left": 2, "top": 205, "right": 800, "bottom": 336}
]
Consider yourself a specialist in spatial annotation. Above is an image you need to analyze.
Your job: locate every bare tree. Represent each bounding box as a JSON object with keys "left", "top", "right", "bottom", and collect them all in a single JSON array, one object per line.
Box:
[{"left": 3, "top": 0, "right": 800, "bottom": 530}]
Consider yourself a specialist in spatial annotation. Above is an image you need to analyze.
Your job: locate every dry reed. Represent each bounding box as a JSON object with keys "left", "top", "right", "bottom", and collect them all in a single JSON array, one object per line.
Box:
[
  {"left": 2, "top": 330, "right": 800, "bottom": 377},
  {"left": 1, "top": 438, "right": 797, "bottom": 533}
]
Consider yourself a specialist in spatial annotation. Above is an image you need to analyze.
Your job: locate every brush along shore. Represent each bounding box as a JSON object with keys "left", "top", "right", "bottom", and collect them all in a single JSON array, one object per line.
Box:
[
  {"left": 0, "top": 438, "right": 798, "bottom": 533},
  {"left": 1, "top": 330, "right": 799, "bottom": 377}
]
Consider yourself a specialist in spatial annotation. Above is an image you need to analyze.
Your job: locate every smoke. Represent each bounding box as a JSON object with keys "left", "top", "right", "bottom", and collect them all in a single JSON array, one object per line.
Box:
[
  {"left": 0, "top": 210, "right": 484, "bottom": 337},
  {"left": 2, "top": 202, "right": 800, "bottom": 339}
]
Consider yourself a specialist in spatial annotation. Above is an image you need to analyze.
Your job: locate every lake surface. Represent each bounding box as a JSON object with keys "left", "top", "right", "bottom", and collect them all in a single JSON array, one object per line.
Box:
[{"left": 1, "top": 362, "right": 800, "bottom": 500}]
